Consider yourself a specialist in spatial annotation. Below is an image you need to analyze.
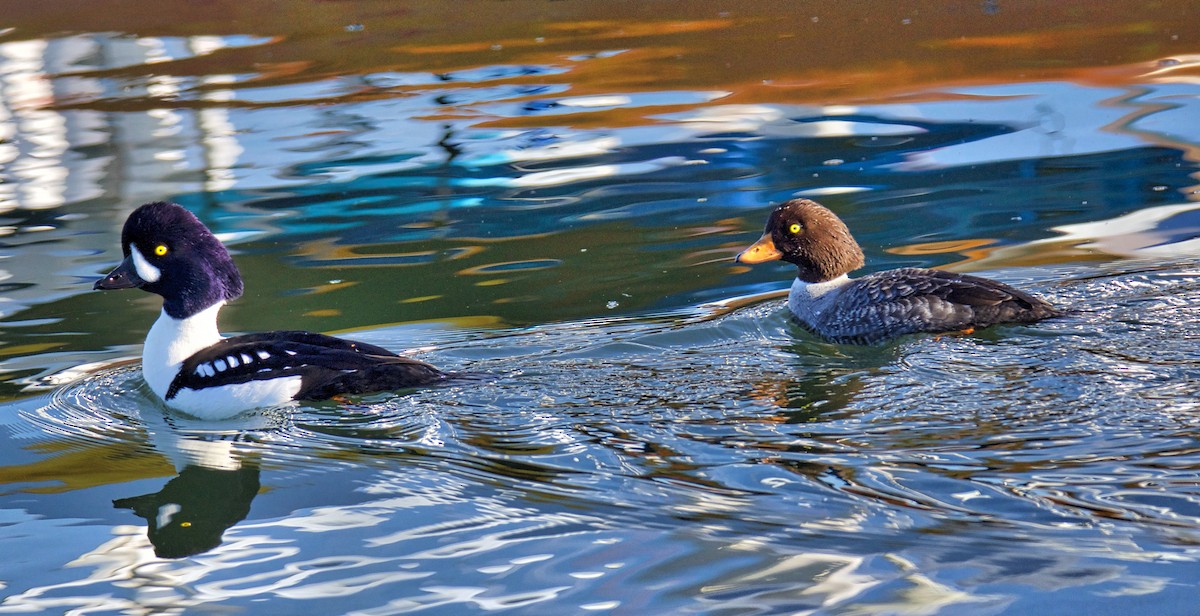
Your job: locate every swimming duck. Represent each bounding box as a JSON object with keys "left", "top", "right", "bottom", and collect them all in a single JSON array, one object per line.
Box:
[
  {"left": 94, "top": 202, "right": 445, "bottom": 419},
  {"left": 736, "top": 199, "right": 1061, "bottom": 344}
]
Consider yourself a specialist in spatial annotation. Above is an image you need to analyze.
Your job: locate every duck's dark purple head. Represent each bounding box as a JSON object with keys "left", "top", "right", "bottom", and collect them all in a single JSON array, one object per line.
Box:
[
  {"left": 735, "top": 199, "right": 865, "bottom": 283},
  {"left": 94, "top": 202, "right": 243, "bottom": 318}
]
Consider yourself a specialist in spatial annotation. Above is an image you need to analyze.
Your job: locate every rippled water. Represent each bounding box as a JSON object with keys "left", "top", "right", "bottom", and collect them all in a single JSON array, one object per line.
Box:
[
  {"left": 7, "top": 263, "right": 1200, "bottom": 613},
  {"left": 3, "top": 2, "right": 1200, "bottom": 614}
]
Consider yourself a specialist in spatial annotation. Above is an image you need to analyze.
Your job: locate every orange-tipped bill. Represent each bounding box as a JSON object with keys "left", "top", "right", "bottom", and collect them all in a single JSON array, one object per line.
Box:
[{"left": 735, "top": 233, "right": 783, "bottom": 264}]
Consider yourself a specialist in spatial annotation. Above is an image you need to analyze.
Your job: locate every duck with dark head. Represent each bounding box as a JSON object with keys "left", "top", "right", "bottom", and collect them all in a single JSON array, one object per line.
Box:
[
  {"left": 737, "top": 199, "right": 1061, "bottom": 344},
  {"left": 95, "top": 201, "right": 448, "bottom": 419}
]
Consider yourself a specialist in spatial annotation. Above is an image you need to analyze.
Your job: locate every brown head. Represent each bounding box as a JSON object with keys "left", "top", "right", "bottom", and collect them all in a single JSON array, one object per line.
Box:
[{"left": 735, "top": 199, "right": 865, "bottom": 283}]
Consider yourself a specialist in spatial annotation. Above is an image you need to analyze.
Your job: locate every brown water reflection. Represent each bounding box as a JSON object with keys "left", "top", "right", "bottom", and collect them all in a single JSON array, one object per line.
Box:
[{"left": 7, "top": 0, "right": 1199, "bottom": 115}]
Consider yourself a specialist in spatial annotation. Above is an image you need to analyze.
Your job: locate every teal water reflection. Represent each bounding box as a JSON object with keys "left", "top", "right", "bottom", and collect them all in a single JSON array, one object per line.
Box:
[{"left": 2, "top": 6, "right": 1200, "bottom": 615}]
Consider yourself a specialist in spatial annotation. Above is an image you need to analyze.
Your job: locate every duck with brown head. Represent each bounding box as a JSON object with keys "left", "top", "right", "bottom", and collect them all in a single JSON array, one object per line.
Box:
[{"left": 737, "top": 199, "right": 1062, "bottom": 344}]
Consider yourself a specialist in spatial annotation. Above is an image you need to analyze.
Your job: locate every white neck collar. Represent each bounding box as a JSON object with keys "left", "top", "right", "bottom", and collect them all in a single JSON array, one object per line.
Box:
[
  {"left": 141, "top": 302, "right": 225, "bottom": 399},
  {"left": 793, "top": 274, "right": 851, "bottom": 297}
]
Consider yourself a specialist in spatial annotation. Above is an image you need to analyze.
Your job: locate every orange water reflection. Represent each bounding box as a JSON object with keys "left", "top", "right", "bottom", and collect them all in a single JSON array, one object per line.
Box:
[{"left": 6, "top": 0, "right": 1197, "bottom": 116}]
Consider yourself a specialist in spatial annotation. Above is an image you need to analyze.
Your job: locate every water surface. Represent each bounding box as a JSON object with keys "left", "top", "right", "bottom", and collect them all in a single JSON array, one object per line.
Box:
[{"left": 2, "top": 2, "right": 1200, "bottom": 614}]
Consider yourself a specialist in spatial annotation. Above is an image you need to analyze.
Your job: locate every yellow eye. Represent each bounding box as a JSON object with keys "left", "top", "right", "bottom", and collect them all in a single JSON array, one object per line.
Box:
[
  {"left": 154, "top": 244, "right": 168, "bottom": 257},
  {"left": 788, "top": 223, "right": 802, "bottom": 234},
  {"left": 180, "top": 521, "right": 192, "bottom": 528}
]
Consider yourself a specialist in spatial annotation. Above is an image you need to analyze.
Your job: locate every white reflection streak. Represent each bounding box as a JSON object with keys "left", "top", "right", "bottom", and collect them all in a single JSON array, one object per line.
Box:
[
  {"left": 0, "top": 39, "right": 67, "bottom": 211},
  {"left": 556, "top": 95, "right": 633, "bottom": 108},
  {"left": 369, "top": 510, "right": 599, "bottom": 561},
  {"left": 709, "top": 549, "right": 876, "bottom": 609},
  {"left": 1097, "top": 575, "right": 1171, "bottom": 597},
  {"left": 670, "top": 103, "right": 786, "bottom": 132},
  {"left": 106, "top": 35, "right": 187, "bottom": 204},
  {"left": 461, "top": 156, "right": 692, "bottom": 188},
  {"left": 191, "top": 36, "right": 242, "bottom": 193},
  {"left": 0, "top": 526, "right": 166, "bottom": 613},
  {"left": 277, "top": 570, "right": 433, "bottom": 600},
  {"left": 670, "top": 490, "right": 750, "bottom": 517},
  {"left": 244, "top": 506, "right": 390, "bottom": 533},
  {"left": 194, "top": 555, "right": 401, "bottom": 599},
  {"left": 1144, "top": 54, "right": 1200, "bottom": 81},
  {"left": 0, "top": 90, "right": 12, "bottom": 209},
  {"left": 959, "top": 201, "right": 1200, "bottom": 272},
  {"left": 0, "top": 514, "right": 328, "bottom": 612},
  {"left": 498, "top": 136, "right": 621, "bottom": 164},
  {"left": 874, "top": 554, "right": 1004, "bottom": 616},
  {"left": 350, "top": 585, "right": 572, "bottom": 615}
]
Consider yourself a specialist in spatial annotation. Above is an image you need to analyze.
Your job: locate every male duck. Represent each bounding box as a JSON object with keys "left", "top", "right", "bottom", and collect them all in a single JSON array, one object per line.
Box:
[{"left": 95, "top": 202, "right": 445, "bottom": 419}]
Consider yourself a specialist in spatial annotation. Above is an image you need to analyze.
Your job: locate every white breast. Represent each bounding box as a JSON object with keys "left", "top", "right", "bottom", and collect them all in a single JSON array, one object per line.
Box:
[
  {"left": 143, "top": 304, "right": 224, "bottom": 400},
  {"left": 787, "top": 275, "right": 851, "bottom": 327},
  {"left": 141, "top": 303, "right": 301, "bottom": 419}
]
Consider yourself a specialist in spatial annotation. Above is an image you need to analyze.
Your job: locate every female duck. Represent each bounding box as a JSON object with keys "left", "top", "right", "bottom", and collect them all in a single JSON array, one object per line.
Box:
[
  {"left": 95, "top": 202, "right": 445, "bottom": 419},
  {"left": 736, "top": 199, "right": 1061, "bottom": 344}
]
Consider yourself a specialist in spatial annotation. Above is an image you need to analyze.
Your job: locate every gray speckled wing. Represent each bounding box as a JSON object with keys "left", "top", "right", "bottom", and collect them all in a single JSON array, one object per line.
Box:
[{"left": 809, "top": 268, "right": 1060, "bottom": 344}]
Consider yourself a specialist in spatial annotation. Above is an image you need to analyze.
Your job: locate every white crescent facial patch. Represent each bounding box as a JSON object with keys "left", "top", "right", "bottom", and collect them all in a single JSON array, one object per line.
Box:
[{"left": 130, "top": 243, "right": 162, "bottom": 283}]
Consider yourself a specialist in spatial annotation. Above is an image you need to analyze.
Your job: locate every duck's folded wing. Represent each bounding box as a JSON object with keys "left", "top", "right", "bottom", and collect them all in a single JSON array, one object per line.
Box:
[
  {"left": 909, "top": 268, "right": 1057, "bottom": 311},
  {"left": 833, "top": 268, "right": 1057, "bottom": 343},
  {"left": 166, "top": 332, "right": 442, "bottom": 400}
]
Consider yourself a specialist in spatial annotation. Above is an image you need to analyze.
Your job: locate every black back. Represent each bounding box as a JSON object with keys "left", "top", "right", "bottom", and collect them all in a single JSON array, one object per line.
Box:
[{"left": 167, "top": 331, "right": 446, "bottom": 401}]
